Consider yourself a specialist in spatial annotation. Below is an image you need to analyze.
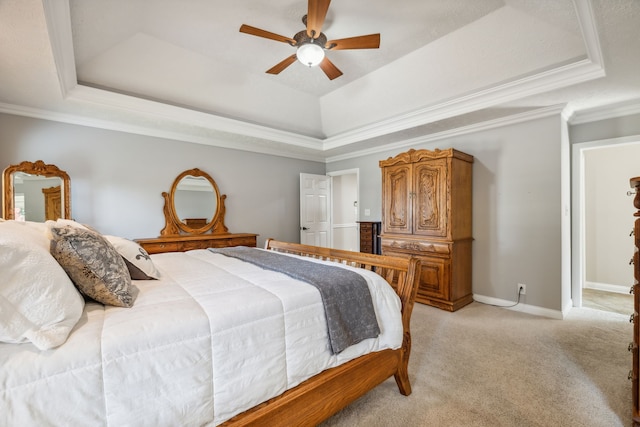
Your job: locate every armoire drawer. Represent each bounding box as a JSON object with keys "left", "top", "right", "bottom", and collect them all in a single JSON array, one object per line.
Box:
[{"left": 381, "top": 238, "right": 450, "bottom": 256}]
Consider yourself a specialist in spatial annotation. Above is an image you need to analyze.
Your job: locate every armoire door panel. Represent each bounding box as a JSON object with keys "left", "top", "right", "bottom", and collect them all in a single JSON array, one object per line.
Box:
[
  {"left": 414, "top": 160, "right": 448, "bottom": 237},
  {"left": 382, "top": 164, "right": 412, "bottom": 234}
]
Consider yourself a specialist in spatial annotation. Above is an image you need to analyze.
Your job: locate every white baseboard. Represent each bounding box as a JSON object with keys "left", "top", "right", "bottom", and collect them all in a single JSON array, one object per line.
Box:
[
  {"left": 584, "top": 281, "right": 630, "bottom": 294},
  {"left": 472, "top": 294, "right": 564, "bottom": 319}
]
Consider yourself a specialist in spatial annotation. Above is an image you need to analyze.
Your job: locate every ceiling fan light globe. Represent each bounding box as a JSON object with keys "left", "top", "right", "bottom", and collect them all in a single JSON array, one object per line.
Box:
[{"left": 296, "top": 43, "right": 325, "bottom": 67}]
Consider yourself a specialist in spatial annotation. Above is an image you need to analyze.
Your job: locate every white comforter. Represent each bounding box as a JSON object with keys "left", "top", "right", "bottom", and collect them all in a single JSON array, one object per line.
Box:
[{"left": 1, "top": 249, "right": 403, "bottom": 426}]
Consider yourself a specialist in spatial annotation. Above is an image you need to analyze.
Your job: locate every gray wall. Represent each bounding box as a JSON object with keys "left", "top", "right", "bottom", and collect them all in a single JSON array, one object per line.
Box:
[
  {"left": 0, "top": 113, "right": 325, "bottom": 247},
  {"left": 328, "top": 115, "right": 564, "bottom": 311}
]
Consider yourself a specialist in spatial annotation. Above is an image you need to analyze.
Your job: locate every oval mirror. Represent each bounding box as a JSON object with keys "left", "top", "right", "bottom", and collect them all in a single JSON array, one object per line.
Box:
[
  {"left": 3, "top": 160, "right": 71, "bottom": 221},
  {"left": 174, "top": 175, "right": 217, "bottom": 229},
  {"left": 161, "top": 168, "right": 228, "bottom": 236}
]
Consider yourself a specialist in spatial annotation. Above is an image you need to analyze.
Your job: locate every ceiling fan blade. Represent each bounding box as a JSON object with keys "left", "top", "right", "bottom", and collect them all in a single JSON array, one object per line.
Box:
[
  {"left": 318, "top": 57, "right": 343, "bottom": 80},
  {"left": 240, "top": 24, "right": 296, "bottom": 45},
  {"left": 266, "top": 54, "right": 298, "bottom": 75},
  {"left": 306, "top": 0, "right": 331, "bottom": 38},
  {"left": 326, "top": 34, "right": 380, "bottom": 50}
]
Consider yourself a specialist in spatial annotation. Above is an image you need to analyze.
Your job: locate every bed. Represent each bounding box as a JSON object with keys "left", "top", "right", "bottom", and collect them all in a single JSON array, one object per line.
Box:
[{"left": 0, "top": 219, "right": 421, "bottom": 426}]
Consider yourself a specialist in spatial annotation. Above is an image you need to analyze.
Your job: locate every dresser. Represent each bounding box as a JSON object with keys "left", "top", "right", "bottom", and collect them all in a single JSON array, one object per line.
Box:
[
  {"left": 630, "top": 176, "right": 640, "bottom": 425},
  {"left": 136, "top": 233, "right": 257, "bottom": 255},
  {"left": 358, "top": 221, "right": 381, "bottom": 254},
  {"left": 379, "top": 148, "right": 473, "bottom": 311}
]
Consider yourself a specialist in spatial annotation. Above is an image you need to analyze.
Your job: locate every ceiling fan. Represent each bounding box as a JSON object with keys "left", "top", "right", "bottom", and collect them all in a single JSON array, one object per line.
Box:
[{"left": 239, "top": 0, "right": 380, "bottom": 80}]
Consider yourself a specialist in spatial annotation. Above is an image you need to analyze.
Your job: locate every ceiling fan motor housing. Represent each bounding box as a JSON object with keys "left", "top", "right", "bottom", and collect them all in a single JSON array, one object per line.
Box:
[{"left": 293, "top": 30, "right": 327, "bottom": 48}]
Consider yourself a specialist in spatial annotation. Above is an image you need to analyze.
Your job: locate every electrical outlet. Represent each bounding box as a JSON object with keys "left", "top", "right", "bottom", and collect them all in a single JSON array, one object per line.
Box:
[{"left": 518, "top": 283, "right": 526, "bottom": 295}]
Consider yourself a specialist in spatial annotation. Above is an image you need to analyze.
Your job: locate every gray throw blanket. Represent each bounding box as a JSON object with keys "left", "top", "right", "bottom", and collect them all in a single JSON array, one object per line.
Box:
[{"left": 209, "top": 246, "right": 380, "bottom": 354}]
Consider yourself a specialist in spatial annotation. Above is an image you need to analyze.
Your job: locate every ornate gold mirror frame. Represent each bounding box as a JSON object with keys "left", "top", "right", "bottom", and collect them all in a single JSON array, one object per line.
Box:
[
  {"left": 160, "top": 168, "right": 228, "bottom": 236},
  {"left": 2, "top": 160, "right": 71, "bottom": 220}
]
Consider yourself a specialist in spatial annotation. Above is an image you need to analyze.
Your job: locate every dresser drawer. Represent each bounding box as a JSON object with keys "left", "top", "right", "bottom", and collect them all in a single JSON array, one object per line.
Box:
[
  {"left": 207, "top": 236, "right": 257, "bottom": 248},
  {"left": 181, "top": 240, "right": 214, "bottom": 251},
  {"left": 140, "top": 241, "right": 181, "bottom": 254}
]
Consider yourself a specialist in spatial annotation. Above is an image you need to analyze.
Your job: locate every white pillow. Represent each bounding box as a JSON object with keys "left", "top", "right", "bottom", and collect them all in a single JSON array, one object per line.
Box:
[
  {"left": 104, "top": 235, "right": 160, "bottom": 280},
  {"left": 0, "top": 220, "right": 85, "bottom": 350}
]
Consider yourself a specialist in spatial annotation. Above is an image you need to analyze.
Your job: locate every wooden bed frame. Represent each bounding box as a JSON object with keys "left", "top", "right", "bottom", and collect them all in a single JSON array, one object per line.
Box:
[{"left": 221, "top": 239, "right": 421, "bottom": 426}]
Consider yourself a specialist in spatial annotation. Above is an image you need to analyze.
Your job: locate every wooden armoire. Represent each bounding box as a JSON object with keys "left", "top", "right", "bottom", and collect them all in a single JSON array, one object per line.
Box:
[
  {"left": 630, "top": 176, "right": 640, "bottom": 425},
  {"left": 379, "top": 148, "right": 473, "bottom": 311}
]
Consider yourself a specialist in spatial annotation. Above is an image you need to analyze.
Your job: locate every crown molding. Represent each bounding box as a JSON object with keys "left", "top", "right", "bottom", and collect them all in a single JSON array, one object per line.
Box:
[
  {"left": 0, "top": 101, "right": 567, "bottom": 166},
  {"left": 574, "top": 0, "right": 605, "bottom": 70},
  {"left": 67, "top": 85, "right": 324, "bottom": 151},
  {"left": 64, "top": 54, "right": 602, "bottom": 155},
  {"left": 325, "top": 105, "right": 567, "bottom": 163},
  {"left": 569, "top": 98, "right": 640, "bottom": 124},
  {"left": 0, "top": 101, "right": 326, "bottom": 162},
  {"left": 323, "top": 58, "right": 603, "bottom": 151}
]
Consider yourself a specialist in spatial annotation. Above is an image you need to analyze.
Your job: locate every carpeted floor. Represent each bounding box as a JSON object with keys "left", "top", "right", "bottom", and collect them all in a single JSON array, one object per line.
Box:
[
  {"left": 321, "top": 302, "right": 632, "bottom": 427},
  {"left": 583, "top": 288, "right": 633, "bottom": 315}
]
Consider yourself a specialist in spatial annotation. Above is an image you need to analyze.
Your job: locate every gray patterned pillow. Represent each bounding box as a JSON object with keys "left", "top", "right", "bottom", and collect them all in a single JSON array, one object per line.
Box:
[{"left": 49, "top": 225, "right": 138, "bottom": 307}]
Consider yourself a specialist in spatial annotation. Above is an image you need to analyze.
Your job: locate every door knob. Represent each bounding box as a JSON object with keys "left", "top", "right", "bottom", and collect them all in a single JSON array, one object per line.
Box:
[{"left": 301, "top": 226, "right": 309, "bottom": 230}]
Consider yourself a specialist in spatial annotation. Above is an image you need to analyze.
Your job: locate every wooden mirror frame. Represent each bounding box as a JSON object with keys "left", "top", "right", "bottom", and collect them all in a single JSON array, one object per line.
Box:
[
  {"left": 2, "top": 160, "right": 71, "bottom": 220},
  {"left": 160, "top": 168, "right": 228, "bottom": 236}
]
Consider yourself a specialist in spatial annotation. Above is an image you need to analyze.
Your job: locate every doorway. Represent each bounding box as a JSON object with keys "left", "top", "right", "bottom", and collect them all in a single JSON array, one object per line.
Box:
[
  {"left": 572, "top": 136, "right": 640, "bottom": 312},
  {"left": 328, "top": 169, "right": 359, "bottom": 251},
  {"left": 299, "top": 169, "right": 359, "bottom": 250}
]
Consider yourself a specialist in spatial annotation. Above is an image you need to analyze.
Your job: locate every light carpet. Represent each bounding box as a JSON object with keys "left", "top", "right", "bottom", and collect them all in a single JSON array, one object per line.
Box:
[{"left": 321, "top": 302, "right": 632, "bottom": 427}]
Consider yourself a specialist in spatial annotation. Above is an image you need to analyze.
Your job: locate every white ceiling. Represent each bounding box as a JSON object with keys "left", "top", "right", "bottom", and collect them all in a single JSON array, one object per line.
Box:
[{"left": 1, "top": 0, "right": 639, "bottom": 162}]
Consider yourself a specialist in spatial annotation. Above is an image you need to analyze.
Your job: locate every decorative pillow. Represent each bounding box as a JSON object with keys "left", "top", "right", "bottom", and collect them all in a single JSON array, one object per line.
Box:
[
  {"left": 104, "top": 235, "right": 160, "bottom": 280},
  {"left": 49, "top": 225, "right": 138, "bottom": 307},
  {"left": 0, "top": 220, "right": 84, "bottom": 350}
]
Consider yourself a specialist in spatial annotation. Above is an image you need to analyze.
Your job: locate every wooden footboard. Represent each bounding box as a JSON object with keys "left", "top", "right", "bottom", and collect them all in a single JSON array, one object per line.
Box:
[{"left": 221, "top": 239, "right": 421, "bottom": 426}]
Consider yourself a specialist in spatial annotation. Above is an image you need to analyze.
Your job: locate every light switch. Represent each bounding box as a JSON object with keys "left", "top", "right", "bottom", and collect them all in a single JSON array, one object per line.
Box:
[{"left": 364, "top": 209, "right": 371, "bottom": 217}]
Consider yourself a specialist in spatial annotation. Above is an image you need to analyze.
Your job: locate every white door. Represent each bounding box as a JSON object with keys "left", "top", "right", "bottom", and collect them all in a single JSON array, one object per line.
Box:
[{"left": 300, "top": 173, "right": 331, "bottom": 247}]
